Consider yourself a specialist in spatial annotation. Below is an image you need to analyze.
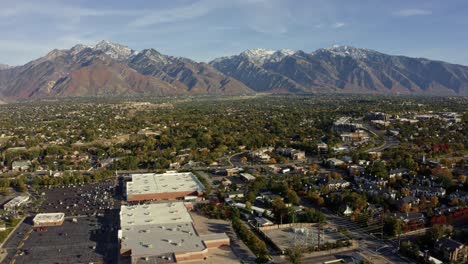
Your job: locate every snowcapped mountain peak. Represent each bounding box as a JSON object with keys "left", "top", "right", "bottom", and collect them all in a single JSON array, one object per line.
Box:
[
  {"left": 137, "top": 48, "right": 172, "bottom": 65},
  {"left": 314, "top": 45, "right": 376, "bottom": 59},
  {"left": 91, "top": 40, "right": 137, "bottom": 61},
  {"left": 0, "top": 63, "right": 11, "bottom": 70},
  {"left": 241, "top": 48, "right": 296, "bottom": 65}
]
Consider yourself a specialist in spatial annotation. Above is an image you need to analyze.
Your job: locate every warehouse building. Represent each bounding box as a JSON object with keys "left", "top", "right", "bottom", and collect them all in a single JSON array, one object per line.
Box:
[
  {"left": 3, "top": 195, "right": 29, "bottom": 210},
  {"left": 119, "top": 202, "right": 229, "bottom": 263},
  {"left": 125, "top": 172, "right": 205, "bottom": 202},
  {"left": 33, "top": 213, "right": 65, "bottom": 227}
]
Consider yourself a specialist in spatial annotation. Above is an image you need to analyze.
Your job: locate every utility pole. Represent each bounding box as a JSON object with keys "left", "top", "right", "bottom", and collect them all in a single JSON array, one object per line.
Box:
[
  {"left": 380, "top": 213, "right": 384, "bottom": 239},
  {"left": 397, "top": 231, "right": 401, "bottom": 251},
  {"left": 317, "top": 221, "right": 321, "bottom": 249}
]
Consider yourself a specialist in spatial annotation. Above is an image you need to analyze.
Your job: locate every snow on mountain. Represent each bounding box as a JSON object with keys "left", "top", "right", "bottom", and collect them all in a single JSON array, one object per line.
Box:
[
  {"left": 138, "top": 49, "right": 172, "bottom": 65},
  {"left": 92, "top": 40, "right": 137, "bottom": 61},
  {"left": 0, "top": 64, "right": 11, "bottom": 70},
  {"left": 240, "top": 48, "right": 296, "bottom": 65},
  {"left": 314, "top": 45, "right": 376, "bottom": 59}
]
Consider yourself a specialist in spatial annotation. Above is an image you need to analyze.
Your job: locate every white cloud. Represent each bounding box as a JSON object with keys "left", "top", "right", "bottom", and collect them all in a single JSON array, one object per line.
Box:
[
  {"left": 128, "top": 0, "right": 225, "bottom": 28},
  {"left": 393, "top": 9, "right": 432, "bottom": 17},
  {"left": 332, "top": 22, "right": 346, "bottom": 28}
]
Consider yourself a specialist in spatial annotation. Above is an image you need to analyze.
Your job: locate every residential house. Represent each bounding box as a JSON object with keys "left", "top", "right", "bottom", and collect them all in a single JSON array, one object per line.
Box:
[
  {"left": 348, "top": 165, "right": 365, "bottom": 176},
  {"left": 435, "top": 238, "right": 467, "bottom": 262},
  {"left": 254, "top": 217, "right": 274, "bottom": 227},
  {"left": 12, "top": 161, "right": 31, "bottom": 171},
  {"left": 327, "top": 158, "right": 344, "bottom": 167},
  {"left": 342, "top": 156, "right": 353, "bottom": 164},
  {"left": 227, "top": 191, "right": 244, "bottom": 199},
  {"left": 392, "top": 212, "right": 426, "bottom": 224},
  {"left": 225, "top": 167, "right": 243, "bottom": 176},
  {"left": 221, "top": 178, "right": 232, "bottom": 187},
  {"left": 240, "top": 173, "right": 256, "bottom": 182},
  {"left": 317, "top": 143, "right": 328, "bottom": 154},
  {"left": 389, "top": 168, "right": 410, "bottom": 178},
  {"left": 327, "top": 179, "right": 350, "bottom": 190},
  {"left": 398, "top": 196, "right": 420, "bottom": 209}
]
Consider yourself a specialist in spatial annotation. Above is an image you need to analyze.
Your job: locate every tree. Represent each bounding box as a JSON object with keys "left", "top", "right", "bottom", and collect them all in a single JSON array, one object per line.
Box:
[
  {"left": 307, "top": 191, "right": 324, "bottom": 207},
  {"left": 272, "top": 197, "right": 287, "bottom": 224},
  {"left": 400, "top": 203, "right": 410, "bottom": 213},
  {"left": 241, "top": 156, "right": 248, "bottom": 164},
  {"left": 427, "top": 224, "right": 453, "bottom": 241},
  {"left": 383, "top": 217, "right": 402, "bottom": 237},
  {"left": 430, "top": 196, "right": 439, "bottom": 207},
  {"left": 285, "top": 246, "right": 303, "bottom": 264},
  {"left": 287, "top": 190, "right": 300, "bottom": 206}
]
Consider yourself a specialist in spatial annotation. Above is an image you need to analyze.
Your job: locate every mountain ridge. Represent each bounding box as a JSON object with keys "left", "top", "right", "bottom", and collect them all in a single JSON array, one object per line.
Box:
[
  {"left": 210, "top": 45, "right": 468, "bottom": 96},
  {"left": 0, "top": 41, "right": 467, "bottom": 100}
]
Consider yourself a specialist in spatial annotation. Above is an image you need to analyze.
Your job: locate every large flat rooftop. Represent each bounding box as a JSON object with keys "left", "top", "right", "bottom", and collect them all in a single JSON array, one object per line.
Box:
[
  {"left": 119, "top": 202, "right": 207, "bottom": 259},
  {"left": 33, "top": 212, "right": 65, "bottom": 224},
  {"left": 120, "top": 202, "right": 193, "bottom": 227},
  {"left": 126, "top": 172, "right": 205, "bottom": 199},
  {"left": 120, "top": 221, "right": 205, "bottom": 258}
]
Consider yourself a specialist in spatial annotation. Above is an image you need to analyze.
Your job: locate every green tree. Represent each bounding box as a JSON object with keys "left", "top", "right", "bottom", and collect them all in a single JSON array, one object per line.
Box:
[
  {"left": 285, "top": 246, "right": 303, "bottom": 264},
  {"left": 383, "top": 217, "right": 402, "bottom": 237}
]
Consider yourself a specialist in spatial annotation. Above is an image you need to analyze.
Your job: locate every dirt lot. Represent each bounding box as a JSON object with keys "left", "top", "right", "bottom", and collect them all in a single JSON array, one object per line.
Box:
[
  {"left": 190, "top": 211, "right": 249, "bottom": 263},
  {"left": 191, "top": 211, "right": 231, "bottom": 235}
]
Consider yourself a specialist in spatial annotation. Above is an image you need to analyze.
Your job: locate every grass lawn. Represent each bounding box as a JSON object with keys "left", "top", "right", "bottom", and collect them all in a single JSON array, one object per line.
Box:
[{"left": 0, "top": 217, "right": 23, "bottom": 243}]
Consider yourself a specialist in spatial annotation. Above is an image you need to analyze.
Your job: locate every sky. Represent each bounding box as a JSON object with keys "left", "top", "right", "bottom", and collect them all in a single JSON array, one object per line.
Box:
[{"left": 1, "top": 0, "right": 468, "bottom": 66}]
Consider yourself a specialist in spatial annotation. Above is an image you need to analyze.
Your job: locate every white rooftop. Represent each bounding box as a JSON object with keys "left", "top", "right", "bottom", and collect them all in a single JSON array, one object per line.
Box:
[
  {"left": 240, "top": 173, "right": 256, "bottom": 180},
  {"left": 4, "top": 196, "right": 29, "bottom": 208},
  {"left": 120, "top": 202, "right": 193, "bottom": 227},
  {"left": 120, "top": 221, "right": 205, "bottom": 257},
  {"left": 126, "top": 172, "right": 205, "bottom": 197},
  {"left": 33, "top": 213, "right": 65, "bottom": 223},
  {"left": 120, "top": 202, "right": 206, "bottom": 257}
]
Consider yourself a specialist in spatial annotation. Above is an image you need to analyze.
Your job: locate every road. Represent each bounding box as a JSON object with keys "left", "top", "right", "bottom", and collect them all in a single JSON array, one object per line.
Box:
[
  {"left": 272, "top": 249, "right": 362, "bottom": 264},
  {"left": 366, "top": 135, "right": 399, "bottom": 153},
  {"left": 321, "top": 209, "right": 412, "bottom": 264},
  {"left": 362, "top": 124, "right": 399, "bottom": 153}
]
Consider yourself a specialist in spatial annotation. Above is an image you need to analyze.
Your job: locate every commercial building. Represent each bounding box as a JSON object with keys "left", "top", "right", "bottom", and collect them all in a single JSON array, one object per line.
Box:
[
  {"left": 332, "top": 117, "right": 363, "bottom": 132},
  {"left": 119, "top": 202, "right": 229, "bottom": 263},
  {"left": 125, "top": 172, "right": 205, "bottom": 202},
  {"left": 3, "top": 195, "right": 29, "bottom": 210},
  {"left": 33, "top": 213, "right": 65, "bottom": 227},
  {"left": 276, "top": 147, "right": 306, "bottom": 161}
]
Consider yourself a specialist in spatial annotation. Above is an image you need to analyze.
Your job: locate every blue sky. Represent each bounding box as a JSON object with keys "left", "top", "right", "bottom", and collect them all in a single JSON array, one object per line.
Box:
[{"left": 1, "top": 0, "right": 468, "bottom": 65}]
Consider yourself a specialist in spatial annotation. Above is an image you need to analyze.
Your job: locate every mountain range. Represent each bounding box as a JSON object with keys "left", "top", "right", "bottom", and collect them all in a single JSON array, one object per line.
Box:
[{"left": 0, "top": 41, "right": 467, "bottom": 101}]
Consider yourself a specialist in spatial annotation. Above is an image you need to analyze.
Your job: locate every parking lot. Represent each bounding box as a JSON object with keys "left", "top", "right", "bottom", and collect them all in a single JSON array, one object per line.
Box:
[
  {"left": 2, "top": 213, "right": 119, "bottom": 264},
  {"left": 36, "top": 179, "right": 119, "bottom": 217}
]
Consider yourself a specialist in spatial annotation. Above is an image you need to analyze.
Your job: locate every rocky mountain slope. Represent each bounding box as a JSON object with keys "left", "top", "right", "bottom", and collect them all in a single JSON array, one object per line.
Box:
[
  {"left": 0, "top": 64, "right": 11, "bottom": 70},
  {"left": 0, "top": 41, "right": 253, "bottom": 100},
  {"left": 1, "top": 42, "right": 467, "bottom": 100},
  {"left": 211, "top": 45, "right": 468, "bottom": 96}
]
